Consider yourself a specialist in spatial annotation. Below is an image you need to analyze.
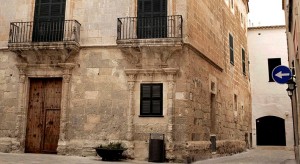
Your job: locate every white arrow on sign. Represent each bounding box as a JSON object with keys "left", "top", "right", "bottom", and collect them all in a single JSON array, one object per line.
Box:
[{"left": 275, "top": 71, "right": 290, "bottom": 79}]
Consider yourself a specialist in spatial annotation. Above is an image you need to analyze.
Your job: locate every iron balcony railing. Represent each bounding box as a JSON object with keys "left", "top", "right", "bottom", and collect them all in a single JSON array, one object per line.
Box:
[
  {"left": 117, "top": 15, "right": 182, "bottom": 40},
  {"left": 9, "top": 20, "right": 81, "bottom": 43}
]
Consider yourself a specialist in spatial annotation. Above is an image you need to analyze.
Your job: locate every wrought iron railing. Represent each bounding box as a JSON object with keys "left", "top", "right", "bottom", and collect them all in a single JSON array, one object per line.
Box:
[
  {"left": 9, "top": 20, "right": 81, "bottom": 43},
  {"left": 117, "top": 15, "right": 182, "bottom": 40}
]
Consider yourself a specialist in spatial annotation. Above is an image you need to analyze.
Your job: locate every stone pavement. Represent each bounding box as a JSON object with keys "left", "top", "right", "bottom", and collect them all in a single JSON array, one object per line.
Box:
[
  {"left": 195, "top": 147, "right": 296, "bottom": 164},
  {"left": 0, "top": 147, "right": 296, "bottom": 164}
]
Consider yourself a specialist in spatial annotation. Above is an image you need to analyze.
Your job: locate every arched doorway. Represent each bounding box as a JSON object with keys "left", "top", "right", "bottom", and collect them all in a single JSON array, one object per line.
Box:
[{"left": 256, "top": 116, "right": 286, "bottom": 146}]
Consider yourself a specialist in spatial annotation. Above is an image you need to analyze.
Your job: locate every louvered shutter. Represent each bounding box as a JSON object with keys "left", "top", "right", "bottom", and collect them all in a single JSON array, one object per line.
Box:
[
  {"left": 137, "top": 0, "right": 167, "bottom": 38},
  {"left": 141, "top": 85, "right": 151, "bottom": 114},
  {"left": 140, "top": 84, "right": 163, "bottom": 116},
  {"left": 229, "top": 34, "right": 234, "bottom": 64},
  {"left": 33, "top": 0, "right": 66, "bottom": 42},
  {"left": 151, "top": 85, "right": 162, "bottom": 114},
  {"left": 242, "top": 49, "right": 246, "bottom": 74}
]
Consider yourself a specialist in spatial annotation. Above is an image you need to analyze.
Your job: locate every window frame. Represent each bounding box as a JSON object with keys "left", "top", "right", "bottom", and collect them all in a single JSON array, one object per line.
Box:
[
  {"left": 229, "top": 34, "right": 234, "bottom": 65},
  {"left": 230, "top": 0, "right": 234, "bottom": 10},
  {"left": 140, "top": 83, "right": 163, "bottom": 117},
  {"left": 242, "top": 48, "right": 246, "bottom": 75}
]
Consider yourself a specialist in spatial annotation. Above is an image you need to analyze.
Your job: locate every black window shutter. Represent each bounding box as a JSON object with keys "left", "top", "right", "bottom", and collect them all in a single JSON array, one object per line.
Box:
[
  {"left": 142, "top": 100, "right": 151, "bottom": 114},
  {"left": 152, "top": 100, "right": 161, "bottom": 114},
  {"left": 242, "top": 49, "right": 246, "bottom": 74},
  {"left": 142, "top": 85, "right": 151, "bottom": 98},
  {"left": 34, "top": 0, "right": 66, "bottom": 21},
  {"left": 151, "top": 84, "right": 162, "bottom": 114},
  {"left": 137, "top": 0, "right": 167, "bottom": 39},
  {"left": 140, "top": 84, "right": 163, "bottom": 116},
  {"left": 229, "top": 34, "right": 234, "bottom": 64},
  {"left": 152, "top": 85, "right": 161, "bottom": 98},
  {"left": 33, "top": 0, "right": 66, "bottom": 42}
]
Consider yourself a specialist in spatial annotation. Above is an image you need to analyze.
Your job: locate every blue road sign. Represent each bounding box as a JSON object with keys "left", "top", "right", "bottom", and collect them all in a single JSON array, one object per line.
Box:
[{"left": 272, "top": 65, "right": 292, "bottom": 84}]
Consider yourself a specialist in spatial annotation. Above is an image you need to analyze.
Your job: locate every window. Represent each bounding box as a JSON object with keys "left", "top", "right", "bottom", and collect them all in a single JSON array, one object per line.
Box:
[
  {"left": 137, "top": 0, "right": 167, "bottom": 38},
  {"left": 33, "top": 0, "right": 66, "bottom": 42},
  {"left": 234, "top": 94, "right": 237, "bottom": 111},
  {"left": 140, "top": 84, "right": 163, "bottom": 116},
  {"left": 242, "top": 48, "right": 246, "bottom": 75},
  {"left": 268, "top": 58, "right": 281, "bottom": 82},
  {"left": 229, "top": 34, "right": 234, "bottom": 65},
  {"left": 210, "top": 94, "right": 216, "bottom": 134},
  {"left": 241, "top": 13, "right": 244, "bottom": 26}
]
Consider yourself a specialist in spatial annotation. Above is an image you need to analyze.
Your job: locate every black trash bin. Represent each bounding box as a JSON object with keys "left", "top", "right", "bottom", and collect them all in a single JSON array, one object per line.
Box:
[
  {"left": 210, "top": 135, "right": 216, "bottom": 153},
  {"left": 148, "top": 133, "right": 165, "bottom": 162}
]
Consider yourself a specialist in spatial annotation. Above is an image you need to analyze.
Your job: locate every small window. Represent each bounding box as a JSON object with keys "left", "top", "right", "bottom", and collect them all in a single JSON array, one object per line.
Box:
[
  {"left": 234, "top": 94, "right": 237, "bottom": 111},
  {"left": 268, "top": 58, "right": 281, "bottom": 82},
  {"left": 242, "top": 48, "right": 246, "bottom": 75},
  {"left": 229, "top": 34, "right": 234, "bottom": 65},
  {"left": 140, "top": 83, "right": 163, "bottom": 116},
  {"left": 241, "top": 13, "right": 244, "bottom": 25}
]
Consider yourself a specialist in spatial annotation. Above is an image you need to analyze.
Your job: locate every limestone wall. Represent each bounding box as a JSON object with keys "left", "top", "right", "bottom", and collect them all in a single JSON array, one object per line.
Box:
[
  {"left": 0, "top": 0, "right": 251, "bottom": 162},
  {"left": 0, "top": 50, "right": 20, "bottom": 152},
  {"left": 0, "top": 0, "right": 188, "bottom": 48},
  {"left": 185, "top": 0, "right": 248, "bottom": 73}
]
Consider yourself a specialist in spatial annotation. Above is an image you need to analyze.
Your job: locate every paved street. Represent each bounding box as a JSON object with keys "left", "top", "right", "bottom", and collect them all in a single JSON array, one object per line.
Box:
[
  {"left": 195, "top": 147, "right": 295, "bottom": 164},
  {"left": 0, "top": 147, "right": 296, "bottom": 164}
]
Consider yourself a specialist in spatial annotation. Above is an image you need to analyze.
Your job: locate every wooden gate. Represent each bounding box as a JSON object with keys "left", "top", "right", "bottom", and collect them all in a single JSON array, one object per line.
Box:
[{"left": 25, "top": 78, "right": 62, "bottom": 153}]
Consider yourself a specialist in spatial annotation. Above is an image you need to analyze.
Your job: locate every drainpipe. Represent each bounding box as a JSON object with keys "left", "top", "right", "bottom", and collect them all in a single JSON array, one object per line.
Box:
[{"left": 290, "top": 90, "right": 299, "bottom": 163}]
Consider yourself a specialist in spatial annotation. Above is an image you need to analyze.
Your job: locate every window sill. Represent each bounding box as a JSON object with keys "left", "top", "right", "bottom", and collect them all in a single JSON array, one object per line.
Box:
[{"left": 139, "top": 115, "right": 164, "bottom": 117}]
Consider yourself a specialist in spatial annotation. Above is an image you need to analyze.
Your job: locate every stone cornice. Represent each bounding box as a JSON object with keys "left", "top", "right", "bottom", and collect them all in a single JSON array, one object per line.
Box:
[
  {"left": 124, "top": 68, "right": 179, "bottom": 76},
  {"left": 248, "top": 25, "right": 286, "bottom": 30},
  {"left": 183, "top": 43, "right": 223, "bottom": 72}
]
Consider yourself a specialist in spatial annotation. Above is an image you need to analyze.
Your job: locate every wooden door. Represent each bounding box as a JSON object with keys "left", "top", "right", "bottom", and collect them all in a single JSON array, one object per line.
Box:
[{"left": 25, "top": 78, "right": 62, "bottom": 153}]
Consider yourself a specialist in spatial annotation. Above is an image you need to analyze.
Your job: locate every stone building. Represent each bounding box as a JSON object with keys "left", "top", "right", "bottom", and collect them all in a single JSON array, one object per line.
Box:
[
  {"left": 283, "top": 0, "right": 300, "bottom": 162},
  {"left": 248, "top": 25, "right": 293, "bottom": 149},
  {"left": 0, "top": 0, "right": 251, "bottom": 162}
]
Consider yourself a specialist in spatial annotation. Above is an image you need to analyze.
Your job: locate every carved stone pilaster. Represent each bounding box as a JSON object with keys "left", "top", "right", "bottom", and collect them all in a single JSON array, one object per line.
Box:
[
  {"left": 124, "top": 69, "right": 138, "bottom": 141},
  {"left": 163, "top": 68, "right": 178, "bottom": 160},
  {"left": 13, "top": 63, "right": 29, "bottom": 151},
  {"left": 58, "top": 63, "right": 75, "bottom": 145},
  {"left": 126, "top": 82, "right": 135, "bottom": 141}
]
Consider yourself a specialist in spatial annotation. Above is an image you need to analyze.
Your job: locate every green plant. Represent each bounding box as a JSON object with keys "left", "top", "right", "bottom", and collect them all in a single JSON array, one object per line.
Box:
[{"left": 97, "top": 142, "right": 126, "bottom": 150}]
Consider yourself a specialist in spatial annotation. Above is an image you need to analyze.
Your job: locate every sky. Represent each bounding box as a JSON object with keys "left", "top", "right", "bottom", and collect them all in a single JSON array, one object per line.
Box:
[{"left": 248, "top": 0, "right": 285, "bottom": 27}]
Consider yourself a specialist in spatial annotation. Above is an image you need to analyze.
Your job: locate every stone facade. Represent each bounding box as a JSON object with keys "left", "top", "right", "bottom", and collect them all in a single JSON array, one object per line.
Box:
[
  {"left": 0, "top": 0, "right": 251, "bottom": 162},
  {"left": 283, "top": 0, "right": 300, "bottom": 161}
]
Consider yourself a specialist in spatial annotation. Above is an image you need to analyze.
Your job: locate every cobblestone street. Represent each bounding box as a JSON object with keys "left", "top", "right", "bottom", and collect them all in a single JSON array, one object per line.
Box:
[{"left": 0, "top": 147, "right": 295, "bottom": 164}]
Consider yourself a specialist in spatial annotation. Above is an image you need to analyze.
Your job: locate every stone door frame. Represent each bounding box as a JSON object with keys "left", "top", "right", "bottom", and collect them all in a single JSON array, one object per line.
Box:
[{"left": 15, "top": 63, "right": 75, "bottom": 153}]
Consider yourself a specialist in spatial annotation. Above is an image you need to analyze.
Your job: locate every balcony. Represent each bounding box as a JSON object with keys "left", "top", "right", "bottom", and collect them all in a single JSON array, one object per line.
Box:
[
  {"left": 117, "top": 15, "right": 183, "bottom": 47},
  {"left": 8, "top": 20, "right": 81, "bottom": 63}
]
